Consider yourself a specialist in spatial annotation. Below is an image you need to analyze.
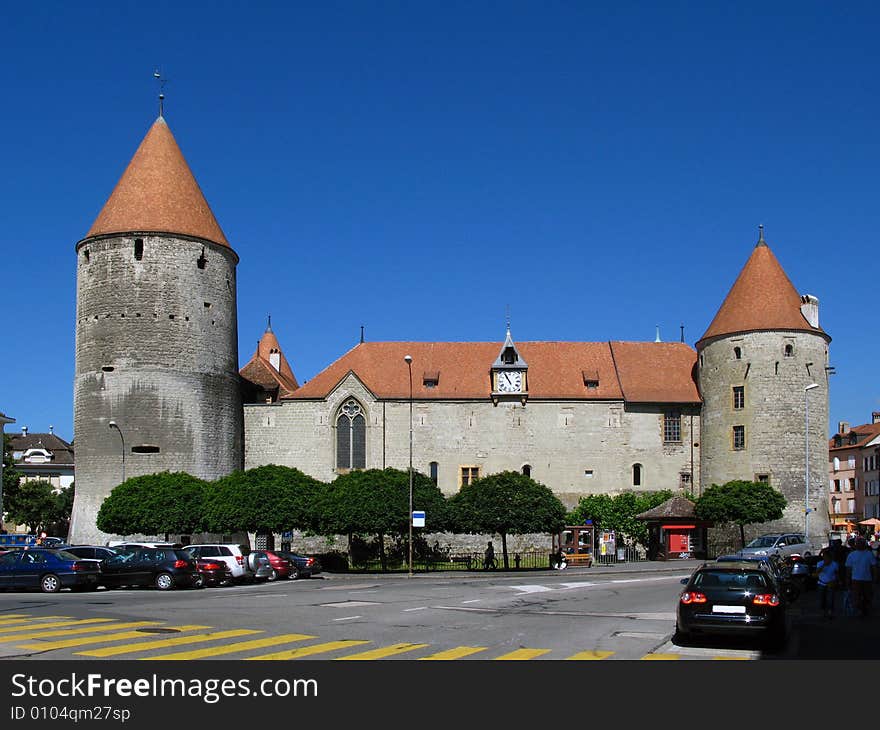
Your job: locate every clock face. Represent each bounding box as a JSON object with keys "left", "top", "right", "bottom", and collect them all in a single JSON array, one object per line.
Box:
[{"left": 497, "top": 370, "right": 523, "bottom": 393}]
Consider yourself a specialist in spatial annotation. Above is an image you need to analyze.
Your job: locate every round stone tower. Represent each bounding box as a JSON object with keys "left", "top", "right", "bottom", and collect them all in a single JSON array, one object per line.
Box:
[
  {"left": 696, "top": 229, "right": 832, "bottom": 547},
  {"left": 69, "top": 116, "right": 243, "bottom": 544}
]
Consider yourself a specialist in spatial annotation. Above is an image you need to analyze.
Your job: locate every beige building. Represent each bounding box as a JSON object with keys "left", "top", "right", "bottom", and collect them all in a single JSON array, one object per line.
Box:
[{"left": 828, "top": 415, "right": 880, "bottom": 531}]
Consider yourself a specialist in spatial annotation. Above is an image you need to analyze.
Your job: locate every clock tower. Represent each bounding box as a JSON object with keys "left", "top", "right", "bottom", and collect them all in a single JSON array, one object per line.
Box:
[{"left": 491, "top": 326, "right": 528, "bottom": 405}]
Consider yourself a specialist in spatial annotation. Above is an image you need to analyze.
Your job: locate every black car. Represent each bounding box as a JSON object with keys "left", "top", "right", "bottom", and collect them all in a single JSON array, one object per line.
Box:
[
  {"left": 715, "top": 553, "right": 800, "bottom": 600},
  {"left": 65, "top": 545, "right": 120, "bottom": 562},
  {"left": 99, "top": 547, "right": 199, "bottom": 590},
  {"left": 275, "top": 551, "right": 322, "bottom": 579},
  {"left": 0, "top": 548, "right": 101, "bottom": 593},
  {"left": 676, "top": 561, "right": 788, "bottom": 648}
]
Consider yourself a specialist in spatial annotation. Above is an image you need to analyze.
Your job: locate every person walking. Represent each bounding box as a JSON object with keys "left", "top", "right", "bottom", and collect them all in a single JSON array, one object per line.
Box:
[
  {"left": 845, "top": 536, "right": 878, "bottom": 618},
  {"left": 816, "top": 548, "right": 840, "bottom": 619},
  {"left": 484, "top": 540, "right": 497, "bottom": 570}
]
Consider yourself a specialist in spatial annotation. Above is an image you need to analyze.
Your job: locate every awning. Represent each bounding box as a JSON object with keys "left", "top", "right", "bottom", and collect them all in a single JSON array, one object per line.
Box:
[{"left": 662, "top": 524, "right": 695, "bottom": 530}]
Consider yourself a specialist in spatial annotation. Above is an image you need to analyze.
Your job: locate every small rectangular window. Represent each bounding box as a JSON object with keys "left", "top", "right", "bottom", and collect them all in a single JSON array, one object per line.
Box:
[
  {"left": 733, "top": 386, "right": 744, "bottom": 410},
  {"left": 459, "top": 466, "right": 480, "bottom": 487},
  {"left": 134, "top": 238, "right": 144, "bottom": 261},
  {"left": 732, "top": 425, "right": 746, "bottom": 450},
  {"left": 756, "top": 473, "right": 769, "bottom": 484}
]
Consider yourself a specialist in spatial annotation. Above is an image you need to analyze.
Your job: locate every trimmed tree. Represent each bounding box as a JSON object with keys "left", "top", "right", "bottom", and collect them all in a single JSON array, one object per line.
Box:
[
  {"left": 317, "top": 468, "right": 448, "bottom": 571},
  {"left": 203, "top": 465, "right": 325, "bottom": 535},
  {"left": 3, "top": 478, "right": 56, "bottom": 534},
  {"left": 447, "top": 470, "right": 567, "bottom": 569},
  {"left": 2, "top": 433, "right": 21, "bottom": 530},
  {"left": 96, "top": 472, "right": 209, "bottom": 537},
  {"left": 694, "top": 480, "right": 787, "bottom": 549}
]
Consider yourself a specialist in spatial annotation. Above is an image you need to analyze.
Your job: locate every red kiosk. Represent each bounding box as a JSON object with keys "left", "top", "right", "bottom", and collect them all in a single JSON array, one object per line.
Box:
[{"left": 635, "top": 496, "right": 711, "bottom": 561}]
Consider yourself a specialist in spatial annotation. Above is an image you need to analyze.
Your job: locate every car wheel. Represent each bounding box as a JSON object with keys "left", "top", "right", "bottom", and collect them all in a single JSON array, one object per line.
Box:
[
  {"left": 194, "top": 575, "right": 205, "bottom": 589},
  {"left": 289, "top": 566, "right": 300, "bottom": 580},
  {"left": 155, "top": 572, "right": 174, "bottom": 591},
  {"left": 40, "top": 574, "right": 61, "bottom": 593}
]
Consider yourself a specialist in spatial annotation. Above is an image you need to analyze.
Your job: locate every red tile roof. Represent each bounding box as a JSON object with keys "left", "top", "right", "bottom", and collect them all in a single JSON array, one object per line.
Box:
[
  {"left": 697, "top": 240, "right": 826, "bottom": 349},
  {"left": 240, "top": 328, "right": 299, "bottom": 396},
  {"left": 829, "top": 422, "right": 880, "bottom": 451},
  {"left": 86, "top": 117, "right": 230, "bottom": 248},
  {"left": 286, "top": 341, "right": 700, "bottom": 403}
]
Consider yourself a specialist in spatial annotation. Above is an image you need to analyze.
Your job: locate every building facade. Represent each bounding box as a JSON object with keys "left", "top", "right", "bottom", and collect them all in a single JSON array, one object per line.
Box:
[
  {"left": 69, "top": 115, "right": 834, "bottom": 547},
  {"left": 828, "top": 415, "right": 880, "bottom": 529}
]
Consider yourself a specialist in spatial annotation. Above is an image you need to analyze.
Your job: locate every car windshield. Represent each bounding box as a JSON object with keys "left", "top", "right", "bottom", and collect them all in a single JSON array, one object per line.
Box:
[
  {"left": 694, "top": 571, "right": 769, "bottom": 590},
  {"left": 745, "top": 536, "right": 779, "bottom": 548}
]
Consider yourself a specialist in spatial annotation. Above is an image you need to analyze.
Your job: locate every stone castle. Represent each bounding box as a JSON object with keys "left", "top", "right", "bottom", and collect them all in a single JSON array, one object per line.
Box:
[{"left": 68, "top": 115, "right": 832, "bottom": 547}]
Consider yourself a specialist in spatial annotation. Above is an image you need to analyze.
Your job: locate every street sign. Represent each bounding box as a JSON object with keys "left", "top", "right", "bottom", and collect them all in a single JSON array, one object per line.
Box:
[{"left": 412, "top": 510, "right": 425, "bottom": 528}]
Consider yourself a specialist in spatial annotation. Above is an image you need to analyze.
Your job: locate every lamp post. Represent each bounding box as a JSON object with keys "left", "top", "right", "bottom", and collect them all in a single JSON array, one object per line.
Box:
[
  {"left": 404, "top": 354, "right": 413, "bottom": 578},
  {"left": 0, "top": 412, "right": 15, "bottom": 531},
  {"left": 804, "top": 384, "right": 819, "bottom": 539},
  {"left": 108, "top": 420, "right": 126, "bottom": 485}
]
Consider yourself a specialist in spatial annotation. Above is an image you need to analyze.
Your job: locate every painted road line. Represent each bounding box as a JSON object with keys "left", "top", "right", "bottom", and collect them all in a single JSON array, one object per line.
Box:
[
  {"left": 713, "top": 656, "right": 751, "bottom": 660},
  {"left": 247, "top": 640, "right": 371, "bottom": 660},
  {"left": 76, "top": 630, "right": 262, "bottom": 657},
  {"left": 642, "top": 653, "right": 681, "bottom": 660},
  {"left": 0, "top": 621, "right": 169, "bottom": 643},
  {"left": 332, "top": 616, "right": 361, "bottom": 622},
  {"left": 0, "top": 615, "right": 70, "bottom": 626},
  {"left": 0, "top": 618, "right": 115, "bottom": 634},
  {"left": 565, "top": 650, "right": 615, "bottom": 660},
  {"left": 141, "top": 634, "right": 316, "bottom": 661},
  {"left": 16, "top": 625, "right": 212, "bottom": 651},
  {"left": 494, "top": 648, "right": 552, "bottom": 660},
  {"left": 419, "top": 646, "right": 488, "bottom": 660},
  {"left": 336, "top": 643, "right": 429, "bottom": 660},
  {"left": 403, "top": 607, "right": 427, "bottom": 612}
]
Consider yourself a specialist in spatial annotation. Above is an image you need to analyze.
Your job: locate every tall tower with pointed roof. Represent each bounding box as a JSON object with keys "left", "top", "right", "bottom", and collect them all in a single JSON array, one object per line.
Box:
[
  {"left": 69, "top": 115, "right": 243, "bottom": 544},
  {"left": 697, "top": 229, "right": 831, "bottom": 545}
]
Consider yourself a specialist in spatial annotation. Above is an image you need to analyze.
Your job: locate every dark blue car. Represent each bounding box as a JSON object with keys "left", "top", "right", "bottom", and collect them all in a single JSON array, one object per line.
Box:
[{"left": 0, "top": 548, "right": 101, "bottom": 593}]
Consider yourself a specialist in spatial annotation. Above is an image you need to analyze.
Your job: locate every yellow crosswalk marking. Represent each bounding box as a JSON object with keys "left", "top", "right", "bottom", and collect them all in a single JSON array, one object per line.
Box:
[
  {"left": 336, "top": 642, "right": 429, "bottom": 660},
  {"left": 0, "top": 614, "right": 32, "bottom": 620},
  {"left": 419, "top": 646, "right": 488, "bottom": 660},
  {"left": 248, "top": 640, "right": 370, "bottom": 660},
  {"left": 142, "top": 634, "right": 316, "bottom": 660},
  {"left": 642, "top": 653, "right": 681, "bottom": 660},
  {"left": 713, "top": 656, "right": 750, "bottom": 660},
  {"left": 0, "top": 618, "right": 114, "bottom": 634},
  {"left": 16, "top": 625, "right": 211, "bottom": 650},
  {"left": 0, "top": 621, "right": 168, "bottom": 644},
  {"left": 494, "top": 648, "right": 551, "bottom": 660},
  {"left": 76, "top": 629, "right": 262, "bottom": 657},
  {"left": 0, "top": 615, "right": 69, "bottom": 626},
  {"left": 566, "top": 650, "right": 615, "bottom": 660}
]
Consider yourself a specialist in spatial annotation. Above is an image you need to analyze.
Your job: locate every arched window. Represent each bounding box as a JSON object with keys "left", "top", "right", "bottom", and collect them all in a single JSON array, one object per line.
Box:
[
  {"left": 522, "top": 464, "right": 532, "bottom": 477},
  {"left": 429, "top": 461, "right": 439, "bottom": 484},
  {"left": 733, "top": 347, "right": 742, "bottom": 360},
  {"left": 632, "top": 463, "right": 642, "bottom": 487},
  {"left": 336, "top": 399, "right": 366, "bottom": 470},
  {"left": 784, "top": 343, "right": 794, "bottom": 357}
]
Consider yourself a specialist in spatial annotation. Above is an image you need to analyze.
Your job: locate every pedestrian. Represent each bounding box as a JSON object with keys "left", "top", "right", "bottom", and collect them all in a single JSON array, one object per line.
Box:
[
  {"left": 816, "top": 548, "right": 840, "bottom": 619},
  {"left": 845, "top": 536, "right": 878, "bottom": 618},
  {"left": 484, "top": 540, "right": 497, "bottom": 570}
]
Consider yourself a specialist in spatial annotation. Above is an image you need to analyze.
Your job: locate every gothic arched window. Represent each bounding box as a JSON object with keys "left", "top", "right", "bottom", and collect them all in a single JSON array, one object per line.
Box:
[
  {"left": 336, "top": 399, "right": 366, "bottom": 470},
  {"left": 632, "top": 463, "right": 642, "bottom": 487}
]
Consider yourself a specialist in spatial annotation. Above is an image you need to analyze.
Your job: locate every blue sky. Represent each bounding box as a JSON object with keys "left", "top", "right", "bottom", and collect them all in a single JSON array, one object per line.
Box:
[{"left": 2, "top": 1, "right": 878, "bottom": 441}]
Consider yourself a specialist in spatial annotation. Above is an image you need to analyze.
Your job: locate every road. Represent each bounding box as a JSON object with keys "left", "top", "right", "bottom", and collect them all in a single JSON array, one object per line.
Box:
[{"left": 0, "top": 568, "right": 786, "bottom": 661}]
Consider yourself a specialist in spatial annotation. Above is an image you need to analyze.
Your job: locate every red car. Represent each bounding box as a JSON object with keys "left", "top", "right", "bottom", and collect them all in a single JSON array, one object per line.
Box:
[
  {"left": 195, "top": 558, "right": 233, "bottom": 587},
  {"left": 262, "top": 550, "right": 294, "bottom": 581}
]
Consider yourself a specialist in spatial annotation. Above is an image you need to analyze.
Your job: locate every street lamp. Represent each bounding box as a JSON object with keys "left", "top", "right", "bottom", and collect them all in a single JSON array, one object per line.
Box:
[
  {"left": 0, "top": 412, "right": 15, "bottom": 531},
  {"left": 404, "top": 354, "right": 413, "bottom": 578},
  {"left": 108, "top": 420, "right": 126, "bottom": 485},
  {"left": 804, "top": 384, "right": 820, "bottom": 539}
]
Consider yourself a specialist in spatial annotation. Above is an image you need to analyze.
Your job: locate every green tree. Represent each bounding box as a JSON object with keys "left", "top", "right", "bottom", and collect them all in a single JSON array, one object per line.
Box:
[
  {"left": 447, "top": 470, "right": 567, "bottom": 569},
  {"left": 96, "top": 472, "right": 209, "bottom": 537},
  {"left": 4, "top": 479, "right": 56, "bottom": 534},
  {"left": 47, "top": 482, "right": 75, "bottom": 538},
  {"left": 203, "top": 465, "right": 325, "bottom": 535},
  {"left": 1, "top": 433, "right": 21, "bottom": 530},
  {"left": 569, "top": 490, "right": 675, "bottom": 548},
  {"left": 694, "top": 480, "right": 787, "bottom": 549},
  {"left": 317, "top": 468, "right": 448, "bottom": 571}
]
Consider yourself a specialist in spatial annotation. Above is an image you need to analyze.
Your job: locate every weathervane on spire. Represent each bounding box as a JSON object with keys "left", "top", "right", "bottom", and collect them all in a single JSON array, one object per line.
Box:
[
  {"left": 757, "top": 224, "right": 766, "bottom": 245},
  {"left": 266, "top": 314, "right": 272, "bottom": 332},
  {"left": 505, "top": 304, "right": 511, "bottom": 335},
  {"left": 153, "top": 69, "right": 168, "bottom": 117}
]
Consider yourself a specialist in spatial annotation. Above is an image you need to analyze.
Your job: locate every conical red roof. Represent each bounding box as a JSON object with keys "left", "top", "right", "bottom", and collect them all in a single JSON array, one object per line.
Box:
[
  {"left": 86, "top": 117, "right": 229, "bottom": 248},
  {"left": 240, "top": 324, "right": 299, "bottom": 395},
  {"left": 697, "top": 238, "right": 826, "bottom": 349}
]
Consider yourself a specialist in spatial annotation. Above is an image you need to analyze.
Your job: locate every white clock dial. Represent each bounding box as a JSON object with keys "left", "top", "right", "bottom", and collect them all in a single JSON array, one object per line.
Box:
[{"left": 497, "top": 371, "right": 523, "bottom": 393}]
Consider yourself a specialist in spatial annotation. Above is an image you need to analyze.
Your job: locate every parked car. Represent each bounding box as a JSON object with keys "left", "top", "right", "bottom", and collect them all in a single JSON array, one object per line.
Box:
[
  {"left": 276, "top": 551, "right": 322, "bottom": 579},
  {"left": 98, "top": 546, "right": 199, "bottom": 590},
  {"left": 0, "top": 548, "right": 101, "bottom": 593},
  {"left": 262, "top": 550, "right": 294, "bottom": 581},
  {"left": 109, "top": 541, "right": 183, "bottom": 550},
  {"left": 194, "top": 558, "right": 233, "bottom": 588},
  {"left": 65, "top": 545, "right": 120, "bottom": 562},
  {"left": 738, "top": 533, "right": 813, "bottom": 558},
  {"left": 675, "top": 560, "right": 789, "bottom": 648},
  {"left": 246, "top": 550, "right": 275, "bottom": 582},
  {"left": 185, "top": 544, "right": 253, "bottom": 583},
  {"left": 715, "top": 553, "right": 799, "bottom": 601}
]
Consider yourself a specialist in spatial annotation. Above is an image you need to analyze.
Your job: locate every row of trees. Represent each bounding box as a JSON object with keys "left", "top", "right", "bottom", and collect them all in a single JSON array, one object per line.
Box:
[{"left": 97, "top": 466, "right": 568, "bottom": 569}]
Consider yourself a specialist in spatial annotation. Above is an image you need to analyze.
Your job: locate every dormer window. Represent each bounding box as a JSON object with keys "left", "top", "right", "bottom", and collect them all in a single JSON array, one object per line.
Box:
[
  {"left": 582, "top": 371, "right": 599, "bottom": 389},
  {"left": 23, "top": 448, "right": 53, "bottom": 464},
  {"left": 423, "top": 371, "right": 440, "bottom": 388}
]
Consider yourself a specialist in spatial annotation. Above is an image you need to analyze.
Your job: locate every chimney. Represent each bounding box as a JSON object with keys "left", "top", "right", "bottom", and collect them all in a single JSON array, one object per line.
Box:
[
  {"left": 839, "top": 422, "right": 849, "bottom": 434},
  {"left": 873, "top": 412, "right": 880, "bottom": 425},
  {"left": 269, "top": 350, "right": 280, "bottom": 372},
  {"left": 800, "top": 294, "right": 820, "bottom": 328},
  {"left": 49, "top": 425, "right": 54, "bottom": 435},
  {"left": 21, "top": 426, "right": 28, "bottom": 437}
]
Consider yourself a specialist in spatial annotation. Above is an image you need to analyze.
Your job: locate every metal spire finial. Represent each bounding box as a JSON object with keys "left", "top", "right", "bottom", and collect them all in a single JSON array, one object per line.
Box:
[
  {"left": 757, "top": 224, "right": 766, "bottom": 246},
  {"left": 266, "top": 314, "right": 272, "bottom": 332},
  {"left": 153, "top": 70, "right": 167, "bottom": 117}
]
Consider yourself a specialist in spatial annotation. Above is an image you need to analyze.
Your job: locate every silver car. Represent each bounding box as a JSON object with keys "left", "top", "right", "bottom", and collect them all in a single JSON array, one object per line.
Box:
[{"left": 739, "top": 533, "right": 813, "bottom": 558}]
